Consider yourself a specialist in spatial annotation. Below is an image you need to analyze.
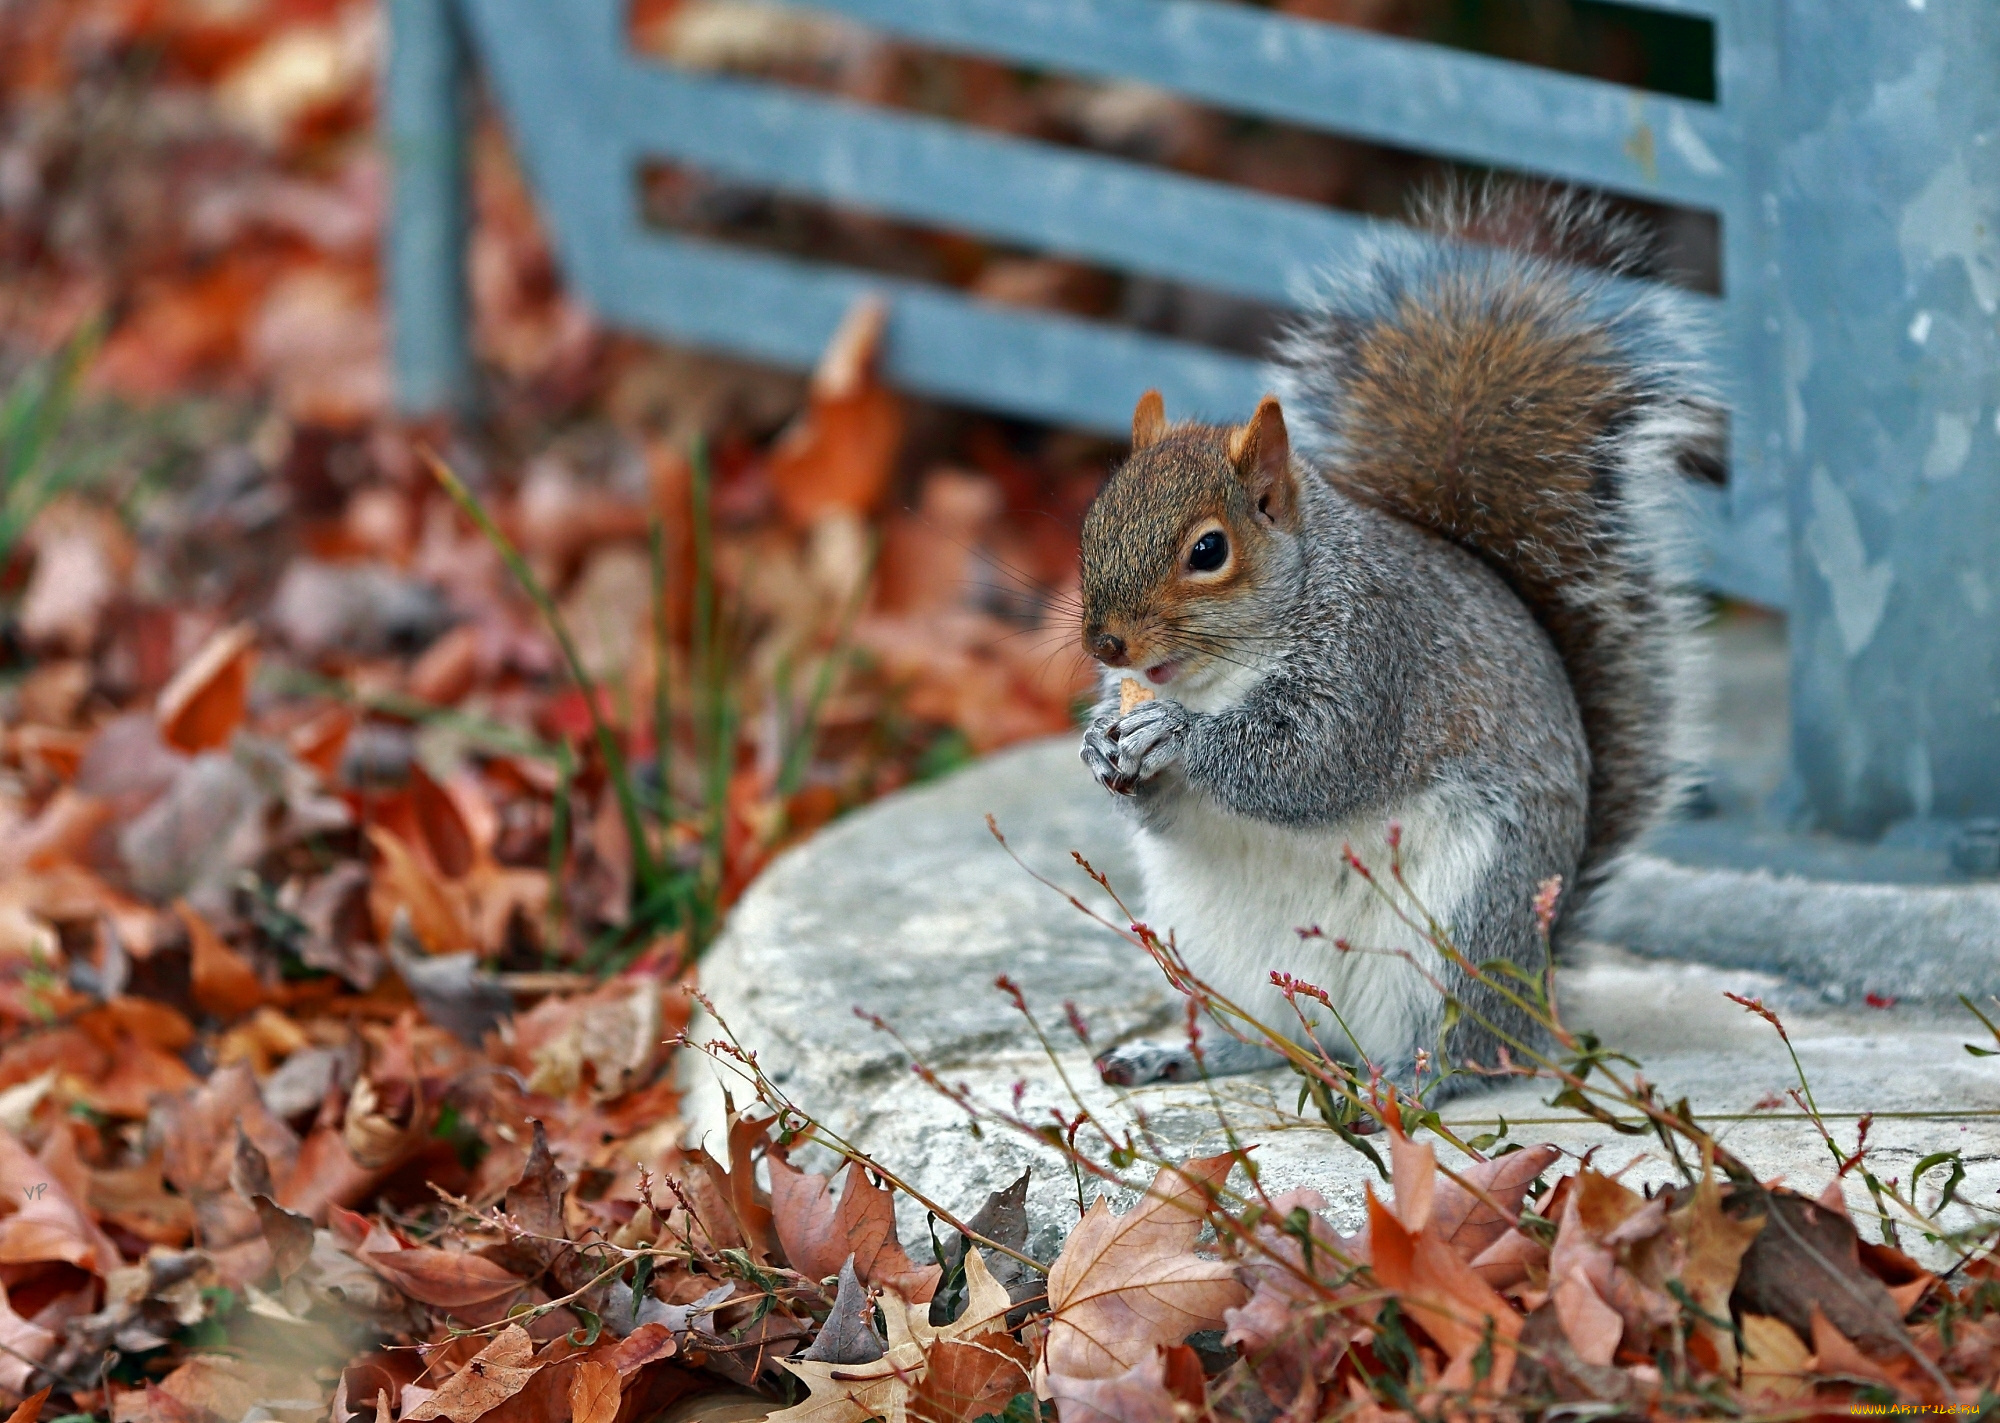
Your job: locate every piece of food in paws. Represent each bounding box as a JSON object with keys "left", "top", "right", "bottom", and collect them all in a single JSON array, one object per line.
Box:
[{"left": 1119, "top": 677, "right": 1154, "bottom": 716}]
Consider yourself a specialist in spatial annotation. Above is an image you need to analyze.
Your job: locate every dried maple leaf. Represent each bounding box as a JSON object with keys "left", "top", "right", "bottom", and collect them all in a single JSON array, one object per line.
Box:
[
  {"left": 0, "top": 1124, "right": 123, "bottom": 1272},
  {"left": 1038, "top": 1153, "right": 1246, "bottom": 1384},
  {"left": 1666, "top": 1169, "right": 1764, "bottom": 1375},
  {"left": 1222, "top": 1188, "right": 1357, "bottom": 1407},
  {"left": 406, "top": 1325, "right": 541, "bottom": 1423},
  {"left": 1739, "top": 1313, "right": 1811, "bottom": 1402},
  {"left": 1430, "top": 1144, "right": 1561, "bottom": 1262},
  {"left": 156, "top": 623, "right": 256, "bottom": 755},
  {"left": 178, "top": 901, "right": 265, "bottom": 1019},
  {"left": 1366, "top": 1180, "right": 1522, "bottom": 1394},
  {"left": 566, "top": 1359, "right": 619, "bottom": 1423},
  {"left": 769, "top": 1246, "right": 1015, "bottom": 1423},
  {"left": 767, "top": 297, "right": 906, "bottom": 527},
  {"left": 1044, "top": 1346, "right": 1193, "bottom": 1423},
  {"left": 769, "top": 1155, "right": 938, "bottom": 1299},
  {"left": 362, "top": 1242, "right": 527, "bottom": 1310},
  {"left": 369, "top": 825, "right": 472, "bottom": 954}
]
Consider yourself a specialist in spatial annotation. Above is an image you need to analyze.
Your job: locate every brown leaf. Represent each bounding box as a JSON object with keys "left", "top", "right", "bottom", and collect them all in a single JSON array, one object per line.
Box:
[
  {"left": 605, "top": 1322, "right": 677, "bottom": 1375},
  {"left": 768, "top": 1246, "right": 1013, "bottom": 1423},
  {"left": 1367, "top": 1181, "right": 1521, "bottom": 1393},
  {"left": 1667, "top": 1169, "right": 1765, "bottom": 1375},
  {"left": 370, "top": 826, "right": 472, "bottom": 954},
  {"left": 1739, "top": 1313, "right": 1811, "bottom": 1402},
  {"left": 406, "top": 1326, "right": 541, "bottom": 1423},
  {"left": 156, "top": 624, "right": 257, "bottom": 755},
  {"left": 1386, "top": 1131, "right": 1435, "bottom": 1232},
  {"left": 253, "top": 1193, "right": 316, "bottom": 1278},
  {"left": 1044, "top": 1349, "right": 1184, "bottom": 1423},
  {"left": 1430, "top": 1144, "right": 1561, "bottom": 1262},
  {"left": 411, "top": 764, "right": 476, "bottom": 879},
  {"left": 0, "top": 1286, "right": 56, "bottom": 1394},
  {"left": 2, "top": 1386, "right": 51, "bottom": 1423},
  {"left": 0, "top": 1124, "right": 123, "bottom": 1272},
  {"left": 1808, "top": 1305, "right": 1905, "bottom": 1389},
  {"left": 1731, "top": 1184, "right": 1910, "bottom": 1355},
  {"left": 365, "top": 1244, "right": 528, "bottom": 1309},
  {"left": 767, "top": 298, "right": 905, "bottom": 527},
  {"left": 769, "top": 1156, "right": 936, "bottom": 1300},
  {"left": 178, "top": 901, "right": 265, "bottom": 1020},
  {"left": 1040, "top": 1154, "right": 1246, "bottom": 1382},
  {"left": 566, "top": 1360, "right": 619, "bottom": 1423},
  {"left": 909, "top": 1333, "right": 1032, "bottom": 1423}
]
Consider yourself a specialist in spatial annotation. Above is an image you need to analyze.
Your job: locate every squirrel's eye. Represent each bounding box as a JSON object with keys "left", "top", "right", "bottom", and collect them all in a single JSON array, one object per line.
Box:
[{"left": 1187, "top": 530, "right": 1229, "bottom": 573}]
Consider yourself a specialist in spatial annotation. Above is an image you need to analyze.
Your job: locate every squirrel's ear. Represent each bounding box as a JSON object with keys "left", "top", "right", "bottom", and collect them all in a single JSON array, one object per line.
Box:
[
  {"left": 1229, "top": 395, "right": 1296, "bottom": 527},
  {"left": 1131, "top": 389, "right": 1167, "bottom": 450}
]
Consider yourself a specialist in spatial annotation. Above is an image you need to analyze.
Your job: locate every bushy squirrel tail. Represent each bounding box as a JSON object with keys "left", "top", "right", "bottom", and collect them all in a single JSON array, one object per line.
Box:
[{"left": 1274, "top": 181, "right": 1711, "bottom": 894}]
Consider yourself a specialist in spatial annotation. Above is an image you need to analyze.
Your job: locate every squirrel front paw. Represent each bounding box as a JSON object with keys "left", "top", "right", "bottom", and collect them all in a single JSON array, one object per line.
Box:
[{"left": 1080, "top": 699, "right": 1189, "bottom": 796}]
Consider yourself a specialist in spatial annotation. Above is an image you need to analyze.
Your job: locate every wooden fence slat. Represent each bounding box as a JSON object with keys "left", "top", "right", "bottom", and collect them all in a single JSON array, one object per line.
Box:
[
  {"left": 612, "top": 64, "right": 1373, "bottom": 307},
  {"left": 610, "top": 229, "right": 1271, "bottom": 433},
  {"left": 784, "top": 0, "right": 1738, "bottom": 210}
]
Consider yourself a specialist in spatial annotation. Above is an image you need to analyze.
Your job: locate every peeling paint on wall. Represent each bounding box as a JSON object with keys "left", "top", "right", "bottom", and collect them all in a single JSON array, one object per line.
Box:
[
  {"left": 1805, "top": 466, "right": 1893, "bottom": 658},
  {"left": 1898, "top": 152, "right": 2000, "bottom": 313},
  {"left": 1922, "top": 410, "right": 1974, "bottom": 481}
]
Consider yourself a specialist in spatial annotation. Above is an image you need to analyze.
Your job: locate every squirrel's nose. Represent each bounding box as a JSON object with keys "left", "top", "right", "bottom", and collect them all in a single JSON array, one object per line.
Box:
[{"left": 1090, "top": 632, "right": 1129, "bottom": 666}]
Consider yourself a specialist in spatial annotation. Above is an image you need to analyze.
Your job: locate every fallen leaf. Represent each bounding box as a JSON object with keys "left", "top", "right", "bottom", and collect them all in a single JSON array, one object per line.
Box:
[
  {"left": 0, "top": 1124, "right": 123, "bottom": 1272},
  {"left": 908, "top": 1333, "right": 1033, "bottom": 1423},
  {"left": 1040, "top": 1154, "right": 1245, "bottom": 1383},
  {"left": 1731, "top": 1184, "right": 1909, "bottom": 1355},
  {"left": 406, "top": 1326, "right": 541, "bottom": 1423},
  {"left": 1668, "top": 1168, "right": 1765, "bottom": 1375},
  {"left": 1367, "top": 1180, "right": 1522, "bottom": 1393},
  {"left": 1044, "top": 1348, "right": 1182, "bottom": 1423},
  {"left": 369, "top": 826, "right": 471, "bottom": 954},
  {"left": 767, "top": 297, "right": 905, "bottom": 527},
  {"left": 178, "top": 900, "right": 265, "bottom": 1019},
  {"left": 567, "top": 1360, "right": 619, "bottom": 1423},
  {"left": 769, "top": 1156, "right": 938, "bottom": 1300},
  {"left": 2, "top": 1386, "right": 51, "bottom": 1423},
  {"left": 364, "top": 1244, "right": 526, "bottom": 1309},
  {"left": 156, "top": 623, "right": 257, "bottom": 754},
  {"left": 769, "top": 1247, "right": 1013, "bottom": 1423},
  {"left": 1430, "top": 1144, "right": 1561, "bottom": 1262},
  {"left": 801, "top": 1256, "right": 885, "bottom": 1366},
  {"left": 1807, "top": 1305, "right": 1905, "bottom": 1390},
  {"left": 1739, "top": 1313, "right": 1811, "bottom": 1401}
]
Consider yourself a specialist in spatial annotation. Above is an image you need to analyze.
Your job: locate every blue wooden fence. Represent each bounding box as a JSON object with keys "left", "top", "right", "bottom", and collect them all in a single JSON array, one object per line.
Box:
[{"left": 387, "top": 1, "right": 2000, "bottom": 851}]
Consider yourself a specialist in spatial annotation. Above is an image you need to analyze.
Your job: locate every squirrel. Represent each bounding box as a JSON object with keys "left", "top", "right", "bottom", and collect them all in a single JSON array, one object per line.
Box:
[{"left": 1077, "top": 184, "right": 1708, "bottom": 1096}]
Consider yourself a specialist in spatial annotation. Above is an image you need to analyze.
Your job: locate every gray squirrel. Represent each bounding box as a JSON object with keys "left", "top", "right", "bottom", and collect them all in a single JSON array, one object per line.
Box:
[{"left": 1077, "top": 185, "right": 1708, "bottom": 1096}]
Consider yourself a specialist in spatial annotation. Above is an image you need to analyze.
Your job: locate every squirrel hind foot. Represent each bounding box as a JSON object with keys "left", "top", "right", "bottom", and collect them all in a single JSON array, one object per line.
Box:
[{"left": 1094, "top": 1041, "right": 1201, "bottom": 1086}]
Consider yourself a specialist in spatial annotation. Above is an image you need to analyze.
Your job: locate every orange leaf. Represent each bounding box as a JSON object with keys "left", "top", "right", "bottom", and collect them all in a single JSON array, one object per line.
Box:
[
  {"left": 368, "top": 824, "right": 470, "bottom": 953},
  {"left": 567, "top": 1360, "right": 619, "bottom": 1423},
  {"left": 767, "top": 298, "right": 906, "bottom": 526},
  {"left": 1808, "top": 1305, "right": 1905, "bottom": 1389},
  {"left": 177, "top": 902, "right": 266, "bottom": 1019},
  {"left": 3, "top": 1386, "right": 51, "bottom": 1423},
  {"left": 1366, "top": 1183, "right": 1520, "bottom": 1393},
  {"left": 364, "top": 1245, "right": 527, "bottom": 1308},
  {"left": 156, "top": 623, "right": 256, "bottom": 754},
  {"left": 606, "top": 1323, "right": 677, "bottom": 1376},
  {"left": 287, "top": 704, "right": 353, "bottom": 780}
]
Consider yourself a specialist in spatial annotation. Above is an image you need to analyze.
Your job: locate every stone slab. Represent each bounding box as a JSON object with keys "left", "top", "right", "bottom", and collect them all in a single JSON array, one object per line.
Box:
[{"left": 687, "top": 737, "right": 2000, "bottom": 1266}]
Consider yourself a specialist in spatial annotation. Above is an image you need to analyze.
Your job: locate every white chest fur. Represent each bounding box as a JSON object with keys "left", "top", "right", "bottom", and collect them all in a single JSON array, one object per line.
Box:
[{"left": 1129, "top": 782, "right": 1498, "bottom": 1070}]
